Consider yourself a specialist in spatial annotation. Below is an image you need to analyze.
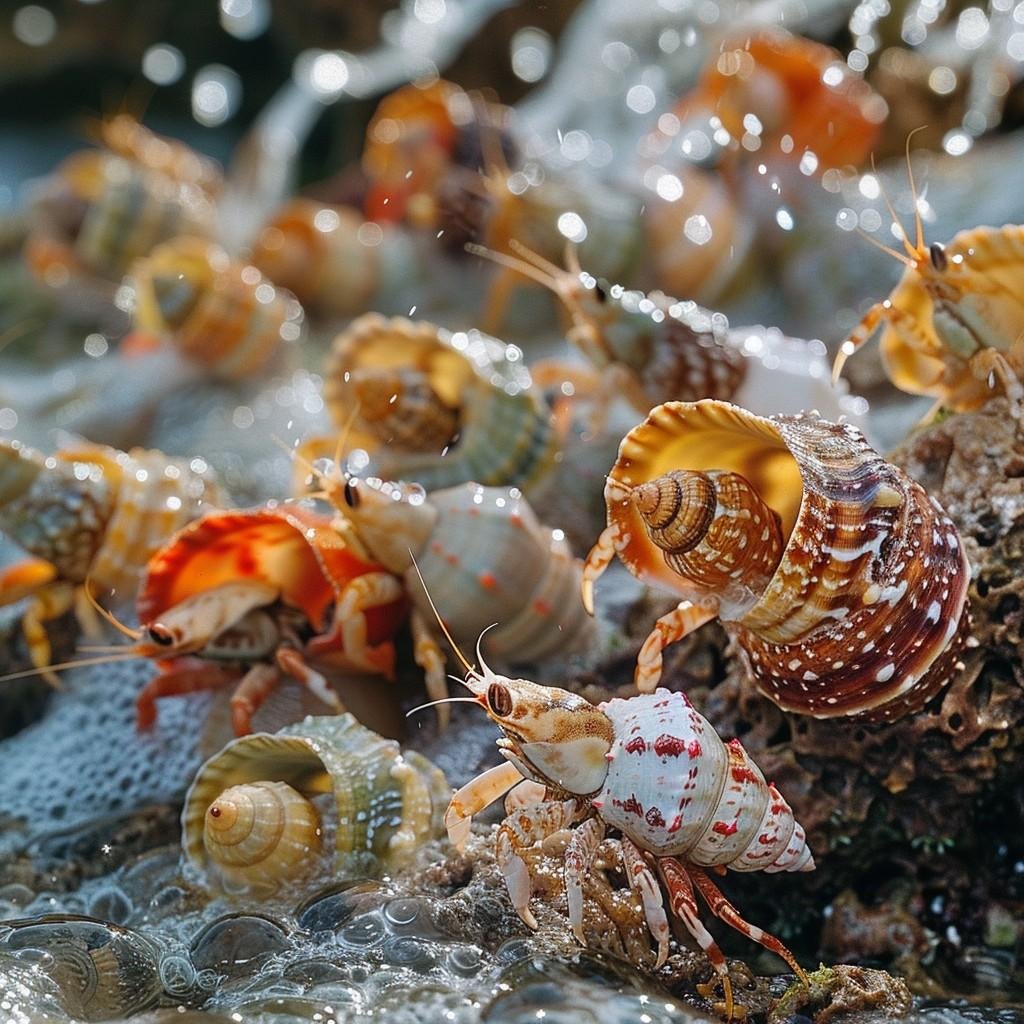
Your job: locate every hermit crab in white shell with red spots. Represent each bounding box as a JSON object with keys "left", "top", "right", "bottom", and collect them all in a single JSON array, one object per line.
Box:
[{"left": 444, "top": 654, "right": 814, "bottom": 1019}]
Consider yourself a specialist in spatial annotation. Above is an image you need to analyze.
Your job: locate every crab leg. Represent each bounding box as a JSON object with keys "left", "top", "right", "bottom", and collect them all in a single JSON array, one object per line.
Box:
[
  {"left": 970, "top": 348, "right": 1024, "bottom": 418},
  {"left": 496, "top": 798, "right": 584, "bottom": 929},
  {"left": 311, "top": 571, "right": 404, "bottom": 677},
  {"left": 276, "top": 646, "right": 344, "bottom": 713},
  {"left": 635, "top": 601, "right": 718, "bottom": 692},
  {"left": 582, "top": 522, "right": 623, "bottom": 614},
  {"left": 619, "top": 837, "right": 671, "bottom": 968},
  {"left": 832, "top": 300, "right": 885, "bottom": 382},
  {"left": 20, "top": 582, "right": 76, "bottom": 687},
  {"left": 689, "top": 866, "right": 807, "bottom": 985},
  {"left": 229, "top": 663, "right": 283, "bottom": 736},
  {"left": 658, "top": 857, "right": 736, "bottom": 1021},
  {"left": 136, "top": 660, "right": 239, "bottom": 730},
  {"left": 564, "top": 817, "right": 605, "bottom": 944},
  {"left": 504, "top": 779, "right": 547, "bottom": 813},
  {"left": 445, "top": 760, "right": 523, "bottom": 851},
  {"left": 410, "top": 608, "right": 450, "bottom": 727}
]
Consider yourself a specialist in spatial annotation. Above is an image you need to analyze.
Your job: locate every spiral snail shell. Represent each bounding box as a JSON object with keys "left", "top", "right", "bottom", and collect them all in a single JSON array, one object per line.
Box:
[
  {"left": 584, "top": 400, "right": 970, "bottom": 721},
  {"left": 183, "top": 714, "right": 449, "bottom": 892},
  {"left": 312, "top": 313, "right": 558, "bottom": 495},
  {"left": 129, "top": 235, "right": 300, "bottom": 380}
]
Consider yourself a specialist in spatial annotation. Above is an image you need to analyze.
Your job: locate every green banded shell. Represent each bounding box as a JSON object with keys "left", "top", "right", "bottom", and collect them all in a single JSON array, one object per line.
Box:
[
  {"left": 183, "top": 714, "right": 450, "bottom": 887},
  {"left": 322, "top": 314, "right": 557, "bottom": 495}
]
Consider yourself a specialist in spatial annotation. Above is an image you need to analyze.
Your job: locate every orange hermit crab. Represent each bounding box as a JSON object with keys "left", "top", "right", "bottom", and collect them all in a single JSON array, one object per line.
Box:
[{"left": 125, "top": 506, "right": 407, "bottom": 736}]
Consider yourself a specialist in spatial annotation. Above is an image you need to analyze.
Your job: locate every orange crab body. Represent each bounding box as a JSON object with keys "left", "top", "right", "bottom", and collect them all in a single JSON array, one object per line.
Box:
[{"left": 134, "top": 506, "right": 407, "bottom": 735}]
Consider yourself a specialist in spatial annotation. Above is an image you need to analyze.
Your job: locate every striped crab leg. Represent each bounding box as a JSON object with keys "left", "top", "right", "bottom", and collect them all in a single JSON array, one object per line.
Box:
[{"left": 444, "top": 760, "right": 524, "bottom": 852}]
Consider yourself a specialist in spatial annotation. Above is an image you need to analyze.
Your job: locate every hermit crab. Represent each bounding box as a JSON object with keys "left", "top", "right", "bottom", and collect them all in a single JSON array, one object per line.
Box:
[
  {"left": 183, "top": 714, "right": 448, "bottom": 893},
  {"left": 25, "top": 151, "right": 213, "bottom": 292},
  {"left": 249, "top": 200, "right": 426, "bottom": 320},
  {"left": 122, "top": 505, "right": 407, "bottom": 735},
  {"left": 444, "top": 653, "right": 813, "bottom": 1017},
  {"left": 469, "top": 243, "right": 859, "bottom": 431},
  {"left": 583, "top": 400, "right": 970, "bottom": 721},
  {"left": 0, "top": 439, "right": 223, "bottom": 681},
  {"left": 832, "top": 187, "right": 1024, "bottom": 415},
  {"left": 304, "top": 313, "right": 558, "bottom": 495},
  {"left": 321, "top": 474, "right": 594, "bottom": 726},
  {"left": 127, "top": 235, "right": 301, "bottom": 380}
]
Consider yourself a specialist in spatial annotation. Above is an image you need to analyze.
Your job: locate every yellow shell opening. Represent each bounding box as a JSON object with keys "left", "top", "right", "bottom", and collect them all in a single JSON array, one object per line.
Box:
[{"left": 607, "top": 401, "right": 804, "bottom": 595}]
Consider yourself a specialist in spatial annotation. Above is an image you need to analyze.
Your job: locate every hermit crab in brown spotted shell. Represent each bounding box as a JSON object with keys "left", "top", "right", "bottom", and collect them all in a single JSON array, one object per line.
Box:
[
  {"left": 583, "top": 400, "right": 970, "bottom": 721},
  {"left": 832, "top": 185, "right": 1024, "bottom": 416},
  {"left": 441, "top": 627, "right": 813, "bottom": 1017},
  {"left": 0, "top": 439, "right": 223, "bottom": 682},
  {"left": 65, "top": 505, "right": 408, "bottom": 736}
]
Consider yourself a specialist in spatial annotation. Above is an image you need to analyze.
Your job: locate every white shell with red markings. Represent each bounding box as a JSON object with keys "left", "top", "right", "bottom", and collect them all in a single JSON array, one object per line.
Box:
[{"left": 596, "top": 689, "right": 813, "bottom": 872}]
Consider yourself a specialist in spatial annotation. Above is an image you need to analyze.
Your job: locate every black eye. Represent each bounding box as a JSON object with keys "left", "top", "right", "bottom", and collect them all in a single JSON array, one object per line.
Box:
[
  {"left": 343, "top": 480, "right": 360, "bottom": 508},
  {"left": 487, "top": 682, "right": 513, "bottom": 717},
  {"left": 148, "top": 625, "right": 174, "bottom": 647},
  {"left": 593, "top": 282, "right": 607, "bottom": 303},
  {"left": 929, "top": 242, "right": 947, "bottom": 272}
]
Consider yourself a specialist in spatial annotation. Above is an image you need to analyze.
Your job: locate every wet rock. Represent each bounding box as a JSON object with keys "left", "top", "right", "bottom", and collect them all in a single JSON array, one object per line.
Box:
[
  {"left": 821, "top": 890, "right": 931, "bottom": 967},
  {"left": 0, "top": 914, "right": 162, "bottom": 1021},
  {"left": 482, "top": 955, "right": 716, "bottom": 1023},
  {"left": 294, "top": 878, "right": 387, "bottom": 934},
  {"left": 768, "top": 964, "right": 912, "bottom": 1023},
  {"left": 189, "top": 913, "right": 291, "bottom": 980}
]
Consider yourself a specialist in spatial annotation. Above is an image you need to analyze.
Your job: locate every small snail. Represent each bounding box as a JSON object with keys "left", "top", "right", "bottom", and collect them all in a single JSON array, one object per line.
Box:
[
  {"left": 183, "top": 714, "right": 449, "bottom": 893},
  {"left": 129, "top": 235, "right": 302, "bottom": 380},
  {"left": 0, "top": 439, "right": 224, "bottom": 679},
  {"left": 583, "top": 400, "right": 970, "bottom": 721},
  {"left": 305, "top": 313, "right": 559, "bottom": 496}
]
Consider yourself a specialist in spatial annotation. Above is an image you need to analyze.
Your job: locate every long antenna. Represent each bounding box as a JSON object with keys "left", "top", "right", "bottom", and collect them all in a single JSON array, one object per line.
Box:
[
  {"left": 408, "top": 550, "right": 477, "bottom": 678},
  {"left": 905, "top": 126, "right": 928, "bottom": 253}
]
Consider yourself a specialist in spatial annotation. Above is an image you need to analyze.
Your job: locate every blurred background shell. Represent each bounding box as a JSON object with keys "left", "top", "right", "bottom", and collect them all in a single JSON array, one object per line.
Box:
[{"left": 182, "top": 714, "right": 449, "bottom": 891}]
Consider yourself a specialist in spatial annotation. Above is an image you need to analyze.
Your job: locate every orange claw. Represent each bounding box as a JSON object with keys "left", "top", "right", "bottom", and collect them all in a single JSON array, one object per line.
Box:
[{"left": 0, "top": 558, "right": 57, "bottom": 606}]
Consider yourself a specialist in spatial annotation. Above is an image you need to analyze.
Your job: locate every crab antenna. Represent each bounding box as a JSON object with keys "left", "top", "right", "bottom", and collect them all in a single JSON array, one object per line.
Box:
[
  {"left": 405, "top": 695, "right": 483, "bottom": 718},
  {"left": 905, "top": 126, "right": 928, "bottom": 253},
  {"left": 473, "top": 91, "right": 511, "bottom": 181},
  {"left": 408, "top": 550, "right": 477, "bottom": 677},
  {"left": 507, "top": 238, "right": 568, "bottom": 280},
  {"left": 855, "top": 228, "right": 915, "bottom": 268},
  {"left": 465, "top": 243, "right": 559, "bottom": 292},
  {"left": 475, "top": 622, "right": 499, "bottom": 679},
  {"left": 83, "top": 578, "right": 143, "bottom": 640},
  {"left": 871, "top": 154, "right": 916, "bottom": 261},
  {"left": 0, "top": 651, "right": 139, "bottom": 685},
  {"left": 332, "top": 400, "right": 362, "bottom": 481}
]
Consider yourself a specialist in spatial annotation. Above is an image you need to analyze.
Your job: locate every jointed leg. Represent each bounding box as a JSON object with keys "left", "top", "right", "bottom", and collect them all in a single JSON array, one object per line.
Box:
[
  {"left": 636, "top": 601, "right": 717, "bottom": 693},
  {"left": 309, "top": 571, "right": 403, "bottom": 677},
  {"left": 582, "top": 522, "right": 623, "bottom": 614},
  {"left": 619, "top": 837, "right": 670, "bottom": 967},
  {"left": 689, "top": 866, "right": 808, "bottom": 986},
  {"left": 505, "top": 779, "right": 547, "bottom": 814},
  {"left": 275, "top": 646, "right": 344, "bottom": 713},
  {"left": 444, "top": 760, "right": 523, "bottom": 851},
  {"left": 564, "top": 818, "right": 605, "bottom": 944},
  {"left": 497, "top": 798, "right": 584, "bottom": 929},
  {"left": 658, "top": 857, "right": 736, "bottom": 1020},
  {"left": 410, "top": 608, "right": 449, "bottom": 727},
  {"left": 832, "top": 301, "right": 886, "bottom": 382},
  {"left": 135, "top": 661, "right": 238, "bottom": 731},
  {"left": 21, "top": 582, "right": 76, "bottom": 686},
  {"left": 230, "top": 663, "right": 282, "bottom": 736},
  {"left": 970, "top": 348, "right": 1024, "bottom": 418}
]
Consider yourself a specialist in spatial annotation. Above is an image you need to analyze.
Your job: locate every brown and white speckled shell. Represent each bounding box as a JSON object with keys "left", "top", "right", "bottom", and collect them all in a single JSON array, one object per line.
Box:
[
  {"left": 0, "top": 440, "right": 224, "bottom": 607},
  {"left": 604, "top": 400, "right": 971, "bottom": 721}
]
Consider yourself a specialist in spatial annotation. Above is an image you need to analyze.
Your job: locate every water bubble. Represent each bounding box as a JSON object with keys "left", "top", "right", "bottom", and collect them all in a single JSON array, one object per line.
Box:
[
  {"left": 192, "top": 64, "right": 242, "bottom": 127},
  {"left": 625, "top": 84, "right": 657, "bottom": 114},
  {"left": 956, "top": 7, "right": 990, "bottom": 48},
  {"left": 928, "top": 66, "right": 957, "bottom": 94},
  {"left": 219, "top": 0, "right": 270, "bottom": 39},
  {"left": 775, "top": 208, "right": 794, "bottom": 231},
  {"left": 511, "top": 28, "right": 551, "bottom": 83},
  {"left": 836, "top": 208, "right": 858, "bottom": 232},
  {"left": 83, "top": 334, "right": 108, "bottom": 358},
  {"left": 943, "top": 129, "right": 973, "bottom": 156},
  {"left": 858, "top": 174, "right": 881, "bottom": 199},
  {"left": 683, "top": 214, "right": 712, "bottom": 246},
  {"left": 556, "top": 211, "right": 587, "bottom": 244},
  {"left": 560, "top": 129, "right": 591, "bottom": 162},
  {"left": 12, "top": 5, "right": 56, "bottom": 46},
  {"left": 142, "top": 44, "right": 185, "bottom": 85},
  {"left": 655, "top": 173, "right": 683, "bottom": 202}
]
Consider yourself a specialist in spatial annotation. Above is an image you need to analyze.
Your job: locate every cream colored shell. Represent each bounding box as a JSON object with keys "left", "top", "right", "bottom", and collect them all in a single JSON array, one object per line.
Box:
[{"left": 183, "top": 714, "right": 450, "bottom": 890}]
